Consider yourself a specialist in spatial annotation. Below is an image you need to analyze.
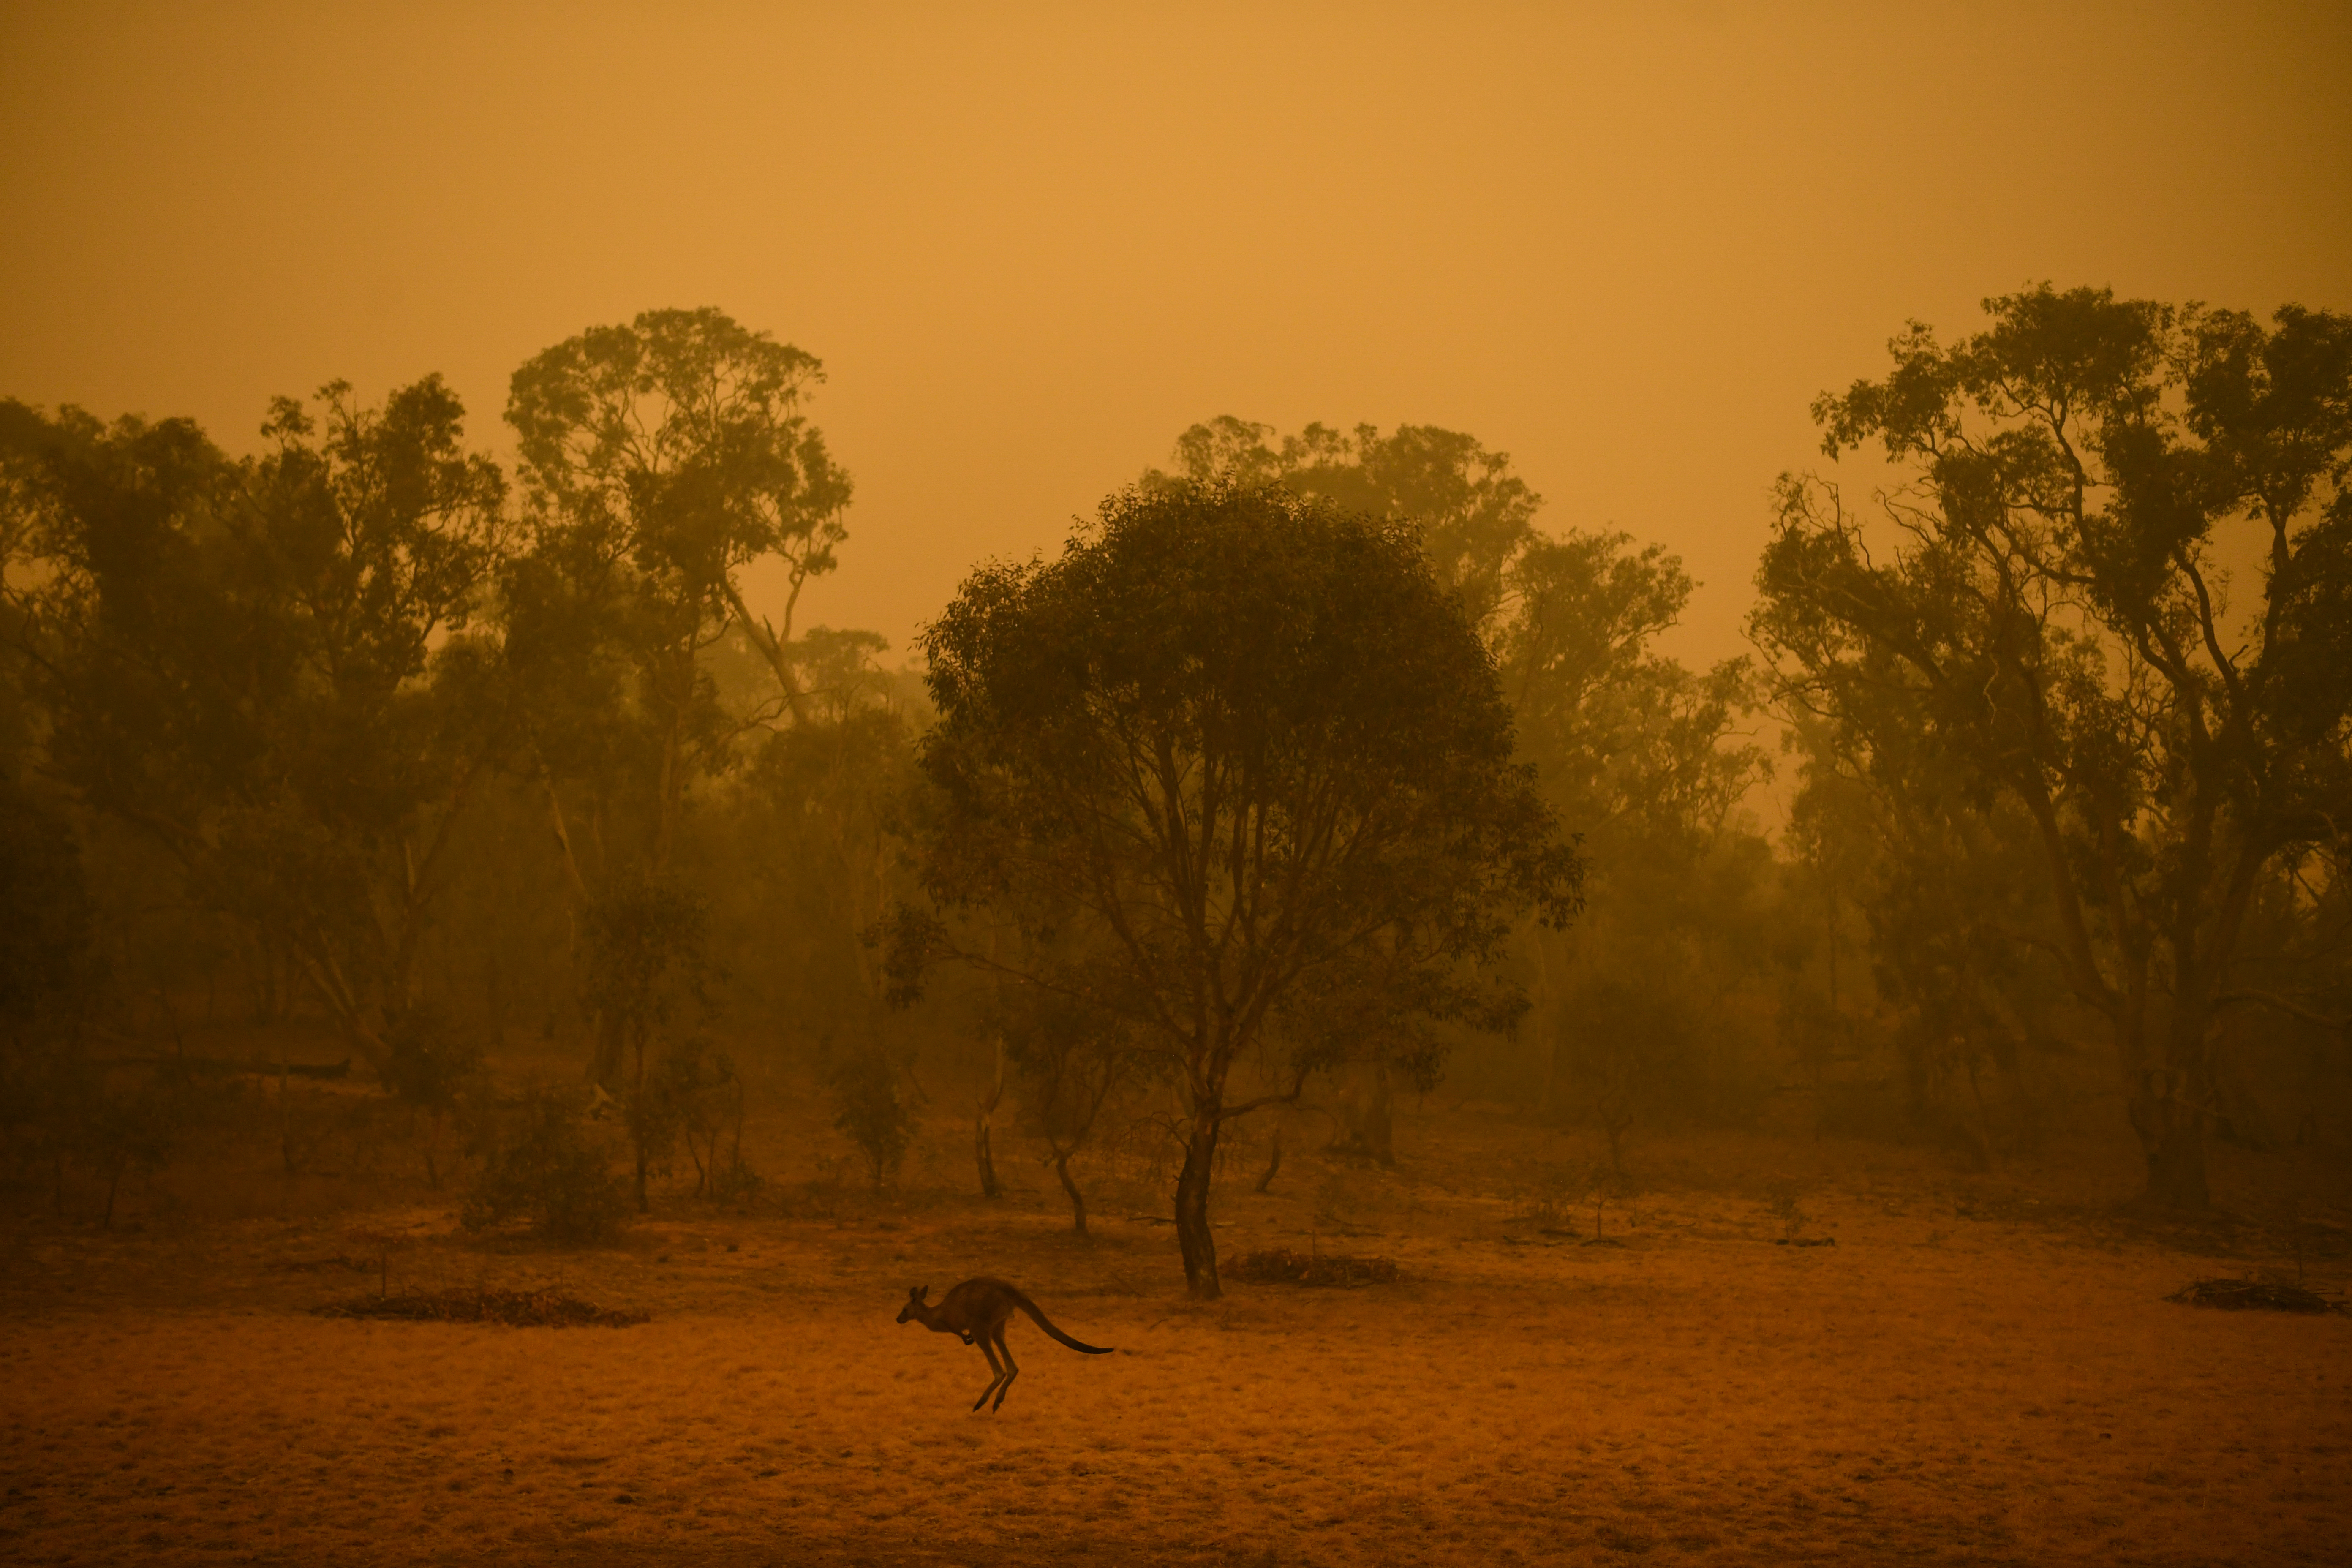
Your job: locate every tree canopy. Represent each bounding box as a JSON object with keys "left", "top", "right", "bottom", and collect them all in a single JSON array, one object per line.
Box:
[
  {"left": 1755, "top": 285, "right": 2352, "bottom": 1205},
  {"left": 896, "top": 477, "right": 1584, "bottom": 1295}
]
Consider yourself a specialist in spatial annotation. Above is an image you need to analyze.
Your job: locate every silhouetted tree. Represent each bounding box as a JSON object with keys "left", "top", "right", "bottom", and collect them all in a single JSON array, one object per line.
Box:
[
  {"left": 506, "top": 307, "right": 853, "bottom": 871},
  {"left": 998, "top": 986, "right": 1148, "bottom": 1234},
  {"left": 819, "top": 1037, "right": 914, "bottom": 1193},
  {"left": 577, "top": 880, "right": 716, "bottom": 1209},
  {"left": 1, "top": 381, "right": 511, "bottom": 1059},
  {"left": 1755, "top": 286, "right": 2352, "bottom": 1206},
  {"left": 378, "top": 1002, "right": 485, "bottom": 1189},
  {"left": 1154, "top": 418, "right": 1772, "bottom": 1126},
  {"left": 1152, "top": 417, "right": 1542, "bottom": 634},
  {"left": 890, "top": 480, "right": 1583, "bottom": 1297}
]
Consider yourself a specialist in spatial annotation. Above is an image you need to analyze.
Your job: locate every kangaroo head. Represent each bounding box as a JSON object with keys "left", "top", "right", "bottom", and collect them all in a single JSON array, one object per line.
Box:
[{"left": 896, "top": 1285, "right": 929, "bottom": 1324}]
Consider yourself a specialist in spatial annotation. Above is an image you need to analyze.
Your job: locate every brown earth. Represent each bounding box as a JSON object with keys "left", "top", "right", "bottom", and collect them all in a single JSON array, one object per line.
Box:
[{"left": 3, "top": 1102, "right": 2347, "bottom": 1567}]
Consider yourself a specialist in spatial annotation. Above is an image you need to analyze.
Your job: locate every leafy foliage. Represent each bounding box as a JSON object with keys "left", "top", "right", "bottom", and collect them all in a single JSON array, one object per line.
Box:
[
  {"left": 462, "top": 1086, "right": 630, "bottom": 1244},
  {"left": 818, "top": 1038, "right": 914, "bottom": 1193},
  {"left": 896, "top": 477, "right": 1583, "bottom": 1295},
  {"left": 0, "top": 381, "right": 511, "bottom": 1055},
  {"left": 1755, "top": 286, "right": 2352, "bottom": 1204}
]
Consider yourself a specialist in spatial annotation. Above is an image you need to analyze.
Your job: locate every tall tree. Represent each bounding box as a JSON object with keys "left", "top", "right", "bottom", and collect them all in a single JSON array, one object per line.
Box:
[
  {"left": 3, "top": 380, "right": 511, "bottom": 1055},
  {"left": 506, "top": 306, "right": 853, "bottom": 873},
  {"left": 1153, "top": 417, "right": 1541, "bottom": 634},
  {"left": 1754, "top": 286, "right": 2352, "bottom": 1206},
  {"left": 1156, "top": 418, "right": 1769, "bottom": 1137},
  {"left": 890, "top": 480, "right": 1582, "bottom": 1297}
]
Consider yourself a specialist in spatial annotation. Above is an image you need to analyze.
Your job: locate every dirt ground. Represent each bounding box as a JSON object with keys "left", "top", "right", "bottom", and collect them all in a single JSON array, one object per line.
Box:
[{"left": 3, "top": 1102, "right": 2348, "bottom": 1567}]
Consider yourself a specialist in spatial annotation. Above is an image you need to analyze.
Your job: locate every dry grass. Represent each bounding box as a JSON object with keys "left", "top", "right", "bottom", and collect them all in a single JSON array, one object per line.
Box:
[{"left": 4, "top": 1109, "right": 2349, "bottom": 1567}]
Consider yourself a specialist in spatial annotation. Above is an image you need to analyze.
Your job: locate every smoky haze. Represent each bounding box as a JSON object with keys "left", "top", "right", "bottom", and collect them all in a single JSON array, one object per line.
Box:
[
  {"left": 3, "top": 5, "right": 2350, "bottom": 1567},
  {"left": 4, "top": 2, "right": 2345, "bottom": 675}
]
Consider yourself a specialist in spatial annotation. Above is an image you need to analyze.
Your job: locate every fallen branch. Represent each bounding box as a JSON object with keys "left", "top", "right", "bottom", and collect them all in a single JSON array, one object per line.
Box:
[
  {"left": 2165, "top": 1278, "right": 2346, "bottom": 1315},
  {"left": 310, "top": 1288, "right": 648, "bottom": 1327},
  {"left": 1229, "top": 1248, "right": 1399, "bottom": 1287}
]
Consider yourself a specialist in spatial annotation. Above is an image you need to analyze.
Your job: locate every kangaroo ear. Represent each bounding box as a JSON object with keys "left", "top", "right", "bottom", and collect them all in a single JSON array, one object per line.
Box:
[{"left": 916, "top": 1285, "right": 930, "bottom": 1300}]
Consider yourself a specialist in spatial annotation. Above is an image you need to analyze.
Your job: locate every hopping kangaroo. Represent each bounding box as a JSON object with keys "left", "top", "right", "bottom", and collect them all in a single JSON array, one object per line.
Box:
[{"left": 896, "top": 1279, "right": 1111, "bottom": 1412}]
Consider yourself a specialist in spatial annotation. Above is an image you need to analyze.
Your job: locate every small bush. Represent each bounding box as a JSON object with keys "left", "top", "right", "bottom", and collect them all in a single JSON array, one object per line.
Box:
[
  {"left": 704, "top": 1148, "right": 763, "bottom": 1205},
  {"left": 461, "top": 1086, "right": 628, "bottom": 1244},
  {"left": 819, "top": 1038, "right": 913, "bottom": 1192},
  {"left": 379, "top": 1004, "right": 484, "bottom": 1189}
]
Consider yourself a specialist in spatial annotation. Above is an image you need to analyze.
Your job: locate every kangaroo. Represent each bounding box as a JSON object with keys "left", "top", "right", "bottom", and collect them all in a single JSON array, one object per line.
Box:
[{"left": 895, "top": 1278, "right": 1111, "bottom": 1412}]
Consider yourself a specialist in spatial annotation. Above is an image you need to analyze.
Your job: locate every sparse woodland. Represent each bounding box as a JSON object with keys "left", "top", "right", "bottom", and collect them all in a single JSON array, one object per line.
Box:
[
  {"left": 3, "top": 289, "right": 2349, "bottom": 1266},
  {"left": 5, "top": 289, "right": 2352, "bottom": 1568}
]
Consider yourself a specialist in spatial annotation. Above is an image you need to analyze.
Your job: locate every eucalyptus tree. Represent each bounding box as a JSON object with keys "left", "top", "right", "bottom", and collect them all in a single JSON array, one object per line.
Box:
[
  {"left": 995, "top": 983, "right": 1150, "bottom": 1234},
  {"left": 1152, "top": 419, "right": 1767, "bottom": 1135},
  {"left": 506, "top": 307, "right": 853, "bottom": 874},
  {"left": 1152, "top": 416, "right": 1541, "bottom": 635},
  {"left": 1754, "top": 286, "right": 2352, "bottom": 1205},
  {"left": 2, "top": 379, "right": 510, "bottom": 1055},
  {"left": 889, "top": 480, "right": 1582, "bottom": 1297},
  {"left": 506, "top": 308, "right": 855, "bottom": 1086}
]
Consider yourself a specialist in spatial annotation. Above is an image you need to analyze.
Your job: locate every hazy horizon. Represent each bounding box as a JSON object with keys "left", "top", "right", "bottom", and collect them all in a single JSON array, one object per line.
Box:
[{"left": 5, "top": 1, "right": 2344, "bottom": 683}]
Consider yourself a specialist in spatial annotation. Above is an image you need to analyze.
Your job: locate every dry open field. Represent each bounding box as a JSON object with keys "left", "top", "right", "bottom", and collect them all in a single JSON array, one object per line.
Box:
[{"left": 3, "top": 1098, "right": 2348, "bottom": 1568}]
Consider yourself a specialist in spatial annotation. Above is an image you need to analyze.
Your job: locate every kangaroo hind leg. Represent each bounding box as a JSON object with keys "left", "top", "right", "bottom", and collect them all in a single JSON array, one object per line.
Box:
[
  {"left": 989, "top": 1326, "right": 1019, "bottom": 1412},
  {"left": 971, "top": 1335, "right": 1006, "bottom": 1413}
]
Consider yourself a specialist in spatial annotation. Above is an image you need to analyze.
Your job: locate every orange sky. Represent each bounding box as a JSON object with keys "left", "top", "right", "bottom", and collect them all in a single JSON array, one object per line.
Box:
[{"left": 3, "top": 0, "right": 2347, "bottom": 678}]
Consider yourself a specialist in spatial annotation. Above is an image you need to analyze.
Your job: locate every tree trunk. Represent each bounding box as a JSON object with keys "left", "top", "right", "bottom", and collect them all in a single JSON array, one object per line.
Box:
[
  {"left": 631, "top": 1036, "right": 650, "bottom": 1214},
  {"left": 2132, "top": 1089, "right": 2211, "bottom": 1208},
  {"left": 975, "top": 1121, "right": 1001, "bottom": 1199},
  {"left": 590, "top": 1009, "right": 625, "bottom": 1092},
  {"left": 1173, "top": 1109, "right": 1222, "bottom": 1299},
  {"left": 253, "top": 934, "right": 280, "bottom": 1025},
  {"left": 975, "top": 1032, "right": 1005, "bottom": 1198},
  {"left": 1055, "top": 1149, "right": 1087, "bottom": 1235},
  {"left": 1253, "top": 1127, "right": 1283, "bottom": 1193},
  {"left": 1331, "top": 1060, "right": 1396, "bottom": 1164},
  {"left": 2125, "top": 999, "right": 2215, "bottom": 1208},
  {"left": 1364, "top": 1060, "right": 1394, "bottom": 1165}
]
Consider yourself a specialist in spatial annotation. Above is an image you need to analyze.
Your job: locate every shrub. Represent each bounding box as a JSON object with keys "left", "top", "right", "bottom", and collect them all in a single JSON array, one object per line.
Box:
[
  {"left": 648, "top": 1036, "right": 750, "bottom": 1201},
  {"left": 380, "top": 1004, "right": 485, "bottom": 1189},
  {"left": 819, "top": 1038, "right": 913, "bottom": 1192},
  {"left": 461, "top": 1086, "right": 628, "bottom": 1243}
]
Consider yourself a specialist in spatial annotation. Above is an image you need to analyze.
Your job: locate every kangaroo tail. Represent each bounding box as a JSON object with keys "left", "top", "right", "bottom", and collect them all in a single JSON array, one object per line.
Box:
[{"left": 1013, "top": 1290, "right": 1113, "bottom": 1354}]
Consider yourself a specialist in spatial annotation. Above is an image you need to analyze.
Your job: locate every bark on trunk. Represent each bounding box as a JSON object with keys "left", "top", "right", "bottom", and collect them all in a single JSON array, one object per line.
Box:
[
  {"left": 975, "top": 1120, "right": 1001, "bottom": 1198},
  {"left": 1055, "top": 1150, "right": 1087, "bottom": 1235},
  {"left": 1173, "top": 1110, "right": 1222, "bottom": 1299},
  {"left": 631, "top": 1037, "right": 650, "bottom": 1214},
  {"left": 1253, "top": 1127, "right": 1283, "bottom": 1194},
  {"left": 1364, "top": 1061, "right": 1394, "bottom": 1165},
  {"left": 975, "top": 1033, "right": 1005, "bottom": 1199}
]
